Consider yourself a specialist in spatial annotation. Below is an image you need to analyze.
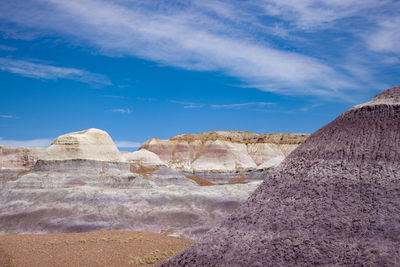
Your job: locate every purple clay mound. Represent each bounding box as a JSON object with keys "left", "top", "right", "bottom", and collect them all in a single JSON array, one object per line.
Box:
[{"left": 161, "top": 85, "right": 400, "bottom": 266}]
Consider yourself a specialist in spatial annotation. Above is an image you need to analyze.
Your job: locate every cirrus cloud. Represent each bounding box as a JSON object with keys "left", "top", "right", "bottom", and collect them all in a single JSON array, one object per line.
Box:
[
  {"left": 211, "top": 102, "right": 275, "bottom": 109},
  {"left": 0, "top": 114, "right": 17, "bottom": 119},
  {"left": 0, "top": 0, "right": 398, "bottom": 98},
  {"left": 106, "top": 108, "right": 132, "bottom": 114},
  {"left": 0, "top": 0, "right": 367, "bottom": 97},
  {"left": 0, "top": 57, "right": 112, "bottom": 86}
]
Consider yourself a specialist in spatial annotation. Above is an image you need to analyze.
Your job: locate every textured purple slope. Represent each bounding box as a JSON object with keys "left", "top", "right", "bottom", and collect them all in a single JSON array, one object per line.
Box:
[{"left": 161, "top": 85, "right": 400, "bottom": 266}]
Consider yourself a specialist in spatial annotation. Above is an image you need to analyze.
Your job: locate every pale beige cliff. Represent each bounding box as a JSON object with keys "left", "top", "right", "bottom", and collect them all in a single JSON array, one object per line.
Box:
[
  {"left": 40, "top": 128, "right": 122, "bottom": 162},
  {"left": 121, "top": 149, "right": 166, "bottom": 167},
  {"left": 1, "top": 129, "right": 309, "bottom": 239},
  {"left": 140, "top": 131, "right": 309, "bottom": 172},
  {"left": 1, "top": 129, "right": 309, "bottom": 175}
]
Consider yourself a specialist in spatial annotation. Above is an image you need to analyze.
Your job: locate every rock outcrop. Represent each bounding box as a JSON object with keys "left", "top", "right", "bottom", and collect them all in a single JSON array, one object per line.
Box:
[
  {"left": 121, "top": 149, "right": 166, "bottom": 167},
  {"left": 1, "top": 129, "right": 265, "bottom": 239},
  {"left": 0, "top": 145, "right": 44, "bottom": 178},
  {"left": 162, "top": 85, "right": 400, "bottom": 266},
  {"left": 40, "top": 128, "right": 121, "bottom": 162},
  {"left": 0, "top": 178, "right": 260, "bottom": 239},
  {"left": 0, "top": 128, "right": 307, "bottom": 239},
  {"left": 140, "top": 131, "right": 309, "bottom": 172},
  {"left": 2, "top": 154, "right": 260, "bottom": 239},
  {"left": 1, "top": 129, "right": 308, "bottom": 181}
]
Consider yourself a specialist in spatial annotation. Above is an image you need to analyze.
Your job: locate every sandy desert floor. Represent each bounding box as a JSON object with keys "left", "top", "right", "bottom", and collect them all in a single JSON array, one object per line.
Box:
[{"left": 0, "top": 230, "right": 193, "bottom": 266}]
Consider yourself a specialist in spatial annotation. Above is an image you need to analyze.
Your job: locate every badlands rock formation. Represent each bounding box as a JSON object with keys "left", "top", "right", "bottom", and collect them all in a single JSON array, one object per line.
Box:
[
  {"left": 0, "top": 145, "right": 44, "bottom": 178},
  {"left": 163, "top": 85, "right": 400, "bottom": 266},
  {"left": 0, "top": 128, "right": 307, "bottom": 239},
  {"left": 141, "top": 131, "right": 308, "bottom": 172},
  {"left": 121, "top": 149, "right": 165, "bottom": 167},
  {"left": 1, "top": 178, "right": 260, "bottom": 238},
  {"left": 1, "top": 129, "right": 308, "bottom": 185},
  {"left": 40, "top": 128, "right": 122, "bottom": 161},
  {"left": 19, "top": 128, "right": 187, "bottom": 187},
  {"left": 0, "top": 128, "right": 262, "bottom": 239}
]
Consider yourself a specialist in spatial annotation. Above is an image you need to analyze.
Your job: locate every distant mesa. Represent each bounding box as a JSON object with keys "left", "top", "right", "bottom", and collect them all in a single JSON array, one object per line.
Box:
[
  {"left": 40, "top": 128, "right": 121, "bottom": 162},
  {"left": 0, "top": 128, "right": 309, "bottom": 238},
  {"left": 140, "top": 131, "right": 309, "bottom": 173},
  {"left": 3, "top": 129, "right": 295, "bottom": 239},
  {"left": 162, "top": 85, "right": 400, "bottom": 266},
  {"left": 1, "top": 128, "right": 309, "bottom": 178}
]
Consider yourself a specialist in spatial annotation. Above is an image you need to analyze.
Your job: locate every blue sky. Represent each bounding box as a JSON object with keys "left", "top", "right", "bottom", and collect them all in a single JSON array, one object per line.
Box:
[{"left": 0, "top": 0, "right": 399, "bottom": 150}]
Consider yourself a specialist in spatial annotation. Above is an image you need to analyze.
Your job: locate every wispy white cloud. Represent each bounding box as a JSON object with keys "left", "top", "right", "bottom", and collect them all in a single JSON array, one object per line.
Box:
[
  {"left": 0, "top": 0, "right": 397, "bottom": 98},
  {"left": 367, "top": 16, "right": 400, "bottom": 55},
  {"left": 299, "top": 103, "right": 321, "bottom": 112},
  {"left": 260, "top": 0, "right": 389, "bottom": 30},
  {"left": 170, "top": 100, "right": 204, "bottom": 109},
  {"left": 171, "top": 100, "right": 276, "bottom": 110},
  {"left": 0, "top": 24, "right": 40, "bottom": 40},
  {"left": 0, "top": 137, "right": 52, "bottom": 148},
  {"left": 192, "top": 0, "right": 238, "bottom": 20},
  {"left": 0, "top": 114, "right": 17, "bottom": 119},
  {"left": 211, "top": 102, "right": 275, "bottom": 109},
  {"left": 0, "top": 58, "right": 112, "bottom": 86},
  {"left": 107, "top": 108, "right": 132, "bottom": 114},
  {"left": 115, "top": 140, "right": 142, "bottom": 148},
  {"left": 0, "top": 0, "right": 368, "bottom": 97},
  {"left": 381, "top": 56, "right": 400, "bottom": 64},
  {"left": 257, "top": 0, "right": 400, "bottom": 63}
]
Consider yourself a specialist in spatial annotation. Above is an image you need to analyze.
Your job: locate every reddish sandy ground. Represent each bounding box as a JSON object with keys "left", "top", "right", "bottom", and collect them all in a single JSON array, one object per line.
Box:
[{"left": 0, "top": 230, "right": 193, "bottom": 266}]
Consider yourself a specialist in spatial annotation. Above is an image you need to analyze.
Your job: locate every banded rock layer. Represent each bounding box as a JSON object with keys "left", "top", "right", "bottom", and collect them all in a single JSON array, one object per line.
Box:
[
  {"left": 40, "top": 128, "right": 122, "bottom": 162},
  {"left": 162, "top": 86, "right": 400, "bottom": 266},
  {"left": 0, "top": 130, "right": 262, "bottom": 239},
  {"left": 0, "top": 145, "right": 44, "bottom": 178},
  {"left": 1, "top": 130, "right": 308, "bottom": 184},
  {"left": 140, "top": 131, "right": 309, "bottom": 172},
  {"left": 0, "top": 129, "right": 307, "bottom": 238}
]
